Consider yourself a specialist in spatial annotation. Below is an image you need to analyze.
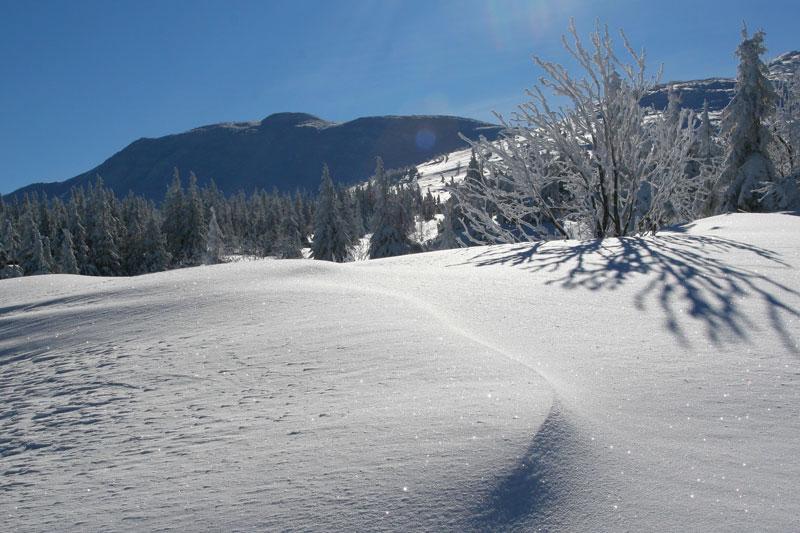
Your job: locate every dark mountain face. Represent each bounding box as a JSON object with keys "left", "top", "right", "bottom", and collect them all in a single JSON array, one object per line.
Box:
[
  {"left": 641, "top": 51, "right": 800, "bottom": 112},
  {"left": 9, "top": 113, "right": 501, "bottom": 201}
]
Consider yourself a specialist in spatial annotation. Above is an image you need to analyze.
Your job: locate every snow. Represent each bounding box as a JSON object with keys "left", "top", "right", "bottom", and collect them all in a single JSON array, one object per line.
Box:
[
  {"left": 2, "top": 213, "right": 799, "bottom": 531},
  {"left": 415, "top": 147, "right": 474, "bottom": 201}
]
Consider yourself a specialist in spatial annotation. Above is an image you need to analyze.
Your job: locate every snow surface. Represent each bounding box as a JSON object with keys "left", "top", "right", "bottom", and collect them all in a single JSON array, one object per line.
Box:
[
  {"left": 416, "top": 147, "right": 474, "bottom": 201},
  {"left": 2, "top": 213, "right": 799, "bottom": 531}
]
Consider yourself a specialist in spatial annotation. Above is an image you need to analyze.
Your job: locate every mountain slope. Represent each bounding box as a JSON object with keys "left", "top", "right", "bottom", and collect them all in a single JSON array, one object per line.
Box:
[
  {"left": 641, "top": 50, "right": 800, "bottom": 112},
  {"left": 2, "top": 213, "right": 799, "bottom": 531},
  {"left": 9, "top": 113, "right": 501, "bottom": 201}
]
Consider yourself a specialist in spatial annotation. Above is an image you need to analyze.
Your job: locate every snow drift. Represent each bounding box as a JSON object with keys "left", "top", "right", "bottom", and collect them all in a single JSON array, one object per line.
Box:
[{"left": 1, "top": 213, "right": 799, "bottom": 531}]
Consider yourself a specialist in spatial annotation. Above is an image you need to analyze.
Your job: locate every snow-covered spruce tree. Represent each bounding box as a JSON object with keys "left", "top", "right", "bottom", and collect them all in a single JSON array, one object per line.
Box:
[
  {"left": 455, "top": 20, "right": 700, "bottom": 242},
  {"left": 67, "top": 193, "right": 90, "bottom": 274},
  {"left": 139, "top": 214, "right": 170, "bottom": 273},
  {"left": 0, "top": 217, "right": 21, "bottom": 266},
  {"left": 119, "top": 197, "right": 146, "bottom": 275},
  {"left": 0, "top": 228, "right": 9, "bottom": 269},
  {"left": 162, "top": 169, "right": 186, "bottom": 264},
  {"left": 85, "top": 183, "right": 122, "bottom": 276},
  {"left": 434, "top": 197, "right": 464, "bottom": 250},
  {"left": 22, "top": 228, "right": 52, "bottom": 276},
  {"left": 41, "top": 235, "right": 55, "bottom": 272},
  {"left": 184, "top": 173, "right": 207, "bottom": 264},
  {"left": 18, "top": 207, "right": 44, "bottom": 274},
  {"left": 204, "top": 206, "right": 225, "bottom": 264},
  {"left": 369, "top": 157, "right": 417, "bottom": 259},
  {"left": 336, "top": 185, "right": 360, "bottom": 247},
  {"left": 274, "top": 206, "right": 304, "bottom": 259},
  {"left": 311, "top": 164, "right": 350, "bottom": 262},
  {"left": 58, "top": 228, "right": 80, "bottom": 274},
  {"left": 713, "top": 27, "right": 784, "bottom": 212}
]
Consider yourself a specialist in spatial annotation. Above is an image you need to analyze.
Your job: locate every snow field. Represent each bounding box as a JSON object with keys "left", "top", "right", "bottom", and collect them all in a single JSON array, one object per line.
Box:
[{"left": 1, "top": 212, "right": 799, "bottom": 531}]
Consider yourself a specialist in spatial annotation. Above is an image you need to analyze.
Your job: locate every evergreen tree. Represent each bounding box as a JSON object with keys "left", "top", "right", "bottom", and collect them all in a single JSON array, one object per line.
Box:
[
  {"left": 0, "top": 227, "right": 9, "bottom": 269},
  {"left": 184, "top": 173, "right": 207, "bottom": 264},
  {"left": 0, "top": 218, "right": 20, "bottom": 266},
  {"left": 336, "top": 186, "right": 361, "bottom": 245},
  {"left": 22, "top": 223, "right": 50, "bottom": 275},
  {"left": 435, "top": 197, "right": 463, "bottom": 250},
  {"left": 139, "top": 215, "right": 170, "bottom": 273},
  {"left": 274, "top": 206, "right": 303, "bottom": 259},
  {"left": 351, "top": 192, "right": 366, "bottom": 237},
  {"left": 311, "top": 165, "right": 350, "bottom": 262},
  {"left": 369, "top": 157, "right": 417, "bottom": 259},
  {"left": 58, "top": 229, "right": 80, "bottom": 274},
  {"left": 41, "top": 236, "right": 55, "bottom": 271},
  {"left": 67, "top": 199, "right": 90, "bottom": 274},
  {"left": 714, "top": 27, "right": 780, "bottom": 212},
  {"left": 88, "top": 192, "right": 121, "bottom": 276},
  {"left": 162, "top": 169, "right": 186, "bottom": 264},
  {"left": 205, "top": 207, "right": 225, "bottom": 264}
]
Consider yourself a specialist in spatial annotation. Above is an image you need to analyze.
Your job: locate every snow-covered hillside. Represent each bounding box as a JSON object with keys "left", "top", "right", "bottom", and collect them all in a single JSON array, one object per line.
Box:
[
  {"left": 2, "top": 213, "right": 799, "bottom": 531},
  {"left": 415, "top": 147, "right": 474, "bottom": 201}
]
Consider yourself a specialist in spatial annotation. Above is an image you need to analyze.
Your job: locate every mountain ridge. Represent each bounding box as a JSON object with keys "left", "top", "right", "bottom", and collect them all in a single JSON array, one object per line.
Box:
[
  {"left": 641, "top": 50, "right": 800, "bottom": 112},
  {"left": 8, "top": 51, "right": 799, "bottom": 201},
  {"left": 8, "top": 113, "right": 502, "bottom": 201}
]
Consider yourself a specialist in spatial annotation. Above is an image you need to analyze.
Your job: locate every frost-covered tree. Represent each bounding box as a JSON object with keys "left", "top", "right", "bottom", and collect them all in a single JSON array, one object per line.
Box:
[
  {"left": 18, "top": 207, "right": 47, "bottom": 274},
  {"left": 0, "top": 228, "right": 9, "bottom": 269},
  {"left": 274, "top": 203, "right": 304, "bottom": 259},
  {"left": 139, "top": 215, "right": 170, "bottom": 273},
  {"left": 162, "top": 169, "right": 186, "bottom": 263},
  {"left": 713, "top": 27, "right": 785, "bottom": 212},
  {"left": 434, "top": 197, "right": 464, "bottom": 250},
  {"left": 456, "top": 20, "right": 700, "bottom": 242},
  {"left": 184, "top": 173, "right": 207, "bottom": 264},
  {"left": 311, "top": 165, "right": 350, "bottom": 262},
  {"left": 205, "top": 207, "right": 225, "bottom": 264},
  {"left": 41, "top": 235, "right": 55, "bottom": 272},
  {"left": 86, "top": 186, "right": 122, "bottom": 276},
  {"left": 58, "top": 229, "right": 80, "bottom": 274},
  {"left": 27, "top": 232, "right": 50, "bottom": 275},
  {"left": 0, "top": 218, "right": 20, "bottom": 267},
  {"left": 665, "top": 86, "right": 683, "bottom": 129},
  {"left": 66, "top": 197, "right": 89, "bottom": 274},
  {"left": 369, "top": 157, "right": 417, "bottom": 258}
]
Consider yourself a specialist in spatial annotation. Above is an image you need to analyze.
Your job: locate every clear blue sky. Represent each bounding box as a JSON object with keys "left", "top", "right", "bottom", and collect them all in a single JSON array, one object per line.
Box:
[{"left": 1, "top": 0, "right": 799, "bottom": 193}]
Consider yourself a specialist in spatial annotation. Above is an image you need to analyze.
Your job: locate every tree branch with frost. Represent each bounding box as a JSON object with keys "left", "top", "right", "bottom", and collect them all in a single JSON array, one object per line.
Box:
[{"left": 452, "top": 20, "right": 700, "bottom": 243}]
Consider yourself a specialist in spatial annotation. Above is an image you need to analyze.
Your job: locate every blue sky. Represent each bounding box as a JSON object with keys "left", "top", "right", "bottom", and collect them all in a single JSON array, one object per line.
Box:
[{"left": 2, "top": 0, "right": 799, "bottom": 193}]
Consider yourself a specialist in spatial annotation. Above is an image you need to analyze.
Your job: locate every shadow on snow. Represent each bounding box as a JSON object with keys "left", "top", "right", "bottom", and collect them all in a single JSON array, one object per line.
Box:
[{"left": 463, "top": 231, "right": 799, "bottom": 353}]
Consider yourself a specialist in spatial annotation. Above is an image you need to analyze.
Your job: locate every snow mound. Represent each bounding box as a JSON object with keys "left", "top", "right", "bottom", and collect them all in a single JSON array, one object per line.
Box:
[{"left": 2, "top": 213, "right": 799, "bottom": 531}]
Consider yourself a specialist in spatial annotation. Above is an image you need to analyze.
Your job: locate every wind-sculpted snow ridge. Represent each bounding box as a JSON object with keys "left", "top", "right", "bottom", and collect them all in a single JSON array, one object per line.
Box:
[{"left": 2, "top": 213, "right": 799, "bottom": 531}]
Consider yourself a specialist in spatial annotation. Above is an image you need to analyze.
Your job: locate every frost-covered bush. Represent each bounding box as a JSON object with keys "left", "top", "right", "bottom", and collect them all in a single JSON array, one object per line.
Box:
[{"left": 454, "top": 21, "right": 702, "bottom": 242}]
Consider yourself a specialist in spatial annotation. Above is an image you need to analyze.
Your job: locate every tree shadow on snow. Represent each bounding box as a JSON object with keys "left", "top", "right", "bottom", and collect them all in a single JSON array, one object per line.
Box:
[{"left": 464, "top": 232, "right": 800, "bottom": 354}]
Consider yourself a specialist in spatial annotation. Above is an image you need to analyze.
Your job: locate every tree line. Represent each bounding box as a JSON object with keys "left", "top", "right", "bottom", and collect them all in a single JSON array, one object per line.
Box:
[
  {"left": 0, "top": 160, "right": 445, "bottom": 278},
  {"left": 3, "top": 23, "right": 798, "bottom": 279}
]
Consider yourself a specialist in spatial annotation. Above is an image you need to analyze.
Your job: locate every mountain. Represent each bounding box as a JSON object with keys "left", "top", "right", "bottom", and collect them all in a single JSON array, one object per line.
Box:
[
  {"left": 9, "top": 51, "right": 799, "bottom": 202},
  {"left": 641, "top": 50, "right": 800, "bottom": 112},
  {"left": 9, "top": 113, "right": 502, "bottom": 201}
]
